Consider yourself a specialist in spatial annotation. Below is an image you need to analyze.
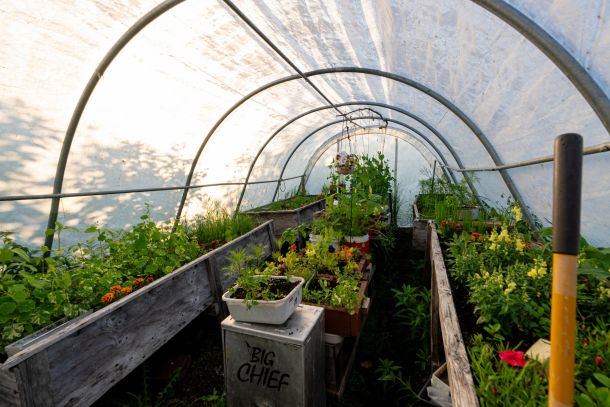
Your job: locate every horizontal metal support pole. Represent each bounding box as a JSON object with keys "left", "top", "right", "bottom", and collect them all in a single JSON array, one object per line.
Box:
[
  {"left": 439, "top": 142, "right": 609, "bottom": 172},
  {"left": 0, "top": 175, "right": 304, "bottom": 202}
]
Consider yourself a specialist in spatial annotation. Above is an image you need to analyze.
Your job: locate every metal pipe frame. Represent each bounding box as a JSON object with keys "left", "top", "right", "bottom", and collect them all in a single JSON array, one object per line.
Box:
[
  {"left": 270, "top": 117, "right": 484, "bottom": 207},
  {"left": 234, "top": 100, "right": 465, "bottom": 211},
  {"left": 0, "top": 175, "right": 304, "bottom": 203},
  {"left": 440, "top": 142, "right": 610, "bottom": 172},
  {"left": 43, "top": 0, "right": 610, "bottom": 248},
  {"left": 178, "top": 67, "right": 510, "bottom": 224},
  {"left": 300, "top": 127, "right": 448, "bottom": 190},
  {"left": 221, "top": 0, "right": 348, "bottom": 120},
  {"left": 471, "top": 0, "right": 610, "bottom": 134},
  {"left": 299, "top": 127, "right": 452, "bottom": 192},
  {"left": 44, "top": 0, "right": 187, "bottom": 250}
]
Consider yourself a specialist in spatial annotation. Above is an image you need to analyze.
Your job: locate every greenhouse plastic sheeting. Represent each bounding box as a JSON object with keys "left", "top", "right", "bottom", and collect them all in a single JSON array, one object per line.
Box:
[{"left": 1, "top": 0, "right": 609, "bottom": 247}]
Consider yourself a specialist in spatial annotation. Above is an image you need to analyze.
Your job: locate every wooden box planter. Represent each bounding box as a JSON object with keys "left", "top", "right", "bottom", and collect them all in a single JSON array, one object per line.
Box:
[
  {"left": 412, "top": 195, "right": 482, "bottom": 251},
  {"left": 248, "top": 196, "right": 325, "bottom": 239},
  {"left": 0, "top": 221, "right": 276, "bottom": 407},
  {"left": 306, "top": 280, "right": 369, "bottom": 337}
]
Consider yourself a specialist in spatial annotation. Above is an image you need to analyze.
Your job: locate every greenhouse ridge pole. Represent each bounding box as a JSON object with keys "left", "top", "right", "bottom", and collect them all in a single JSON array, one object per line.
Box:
[
  {"left": 235, "top": 100, "right": 464, "bottom": 211},
  {"left": 44, "top": 0, "right": 186, "bottom": 250},
  {"left": 221, "top": 0, "right": 353, "bottom": 124},
  {"left": 472, "top": 0, "right": 610, "bottom": 135}
]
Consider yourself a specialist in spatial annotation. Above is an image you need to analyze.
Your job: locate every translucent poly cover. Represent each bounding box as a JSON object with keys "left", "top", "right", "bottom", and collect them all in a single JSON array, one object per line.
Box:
[{"left": 1, "top": 0, "right": 609, "bottom": 247}]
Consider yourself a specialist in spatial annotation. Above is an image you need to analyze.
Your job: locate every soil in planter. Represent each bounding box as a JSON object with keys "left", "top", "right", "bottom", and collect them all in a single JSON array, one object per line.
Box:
[{"left": 230, "top": 279, "right": 299, "bottom": 301}]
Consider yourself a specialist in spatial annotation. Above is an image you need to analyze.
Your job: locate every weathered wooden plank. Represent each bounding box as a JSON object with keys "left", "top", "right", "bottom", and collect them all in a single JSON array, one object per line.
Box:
[
  {"left": 13, "top": 351, "right": 52, "bottom": 406},
  {"left": 3, "top": 258, "right": 213, "bottom": 406},
  {"left": 250, "top": 198, "right": 325, "bottom": 237},
  {"left": 0, "top": 222, "right": 275, "bottom": 406},
  {"left": 430, "top": 268, "right": 443, "bottom": 371},
  {"left": 429, "top": 224, "right": 479, "bottom": 407},
  {"left": 6, "top": 311, "right": 93, "bottom": 357},
  {"left": 0, "top": 367, "right": 20, "bottom": 406}
]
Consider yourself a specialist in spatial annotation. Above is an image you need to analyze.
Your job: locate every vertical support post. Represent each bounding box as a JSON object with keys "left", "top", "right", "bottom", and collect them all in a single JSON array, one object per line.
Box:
[
  {"left": 431, "top": 160, "right": 437, "bottom": 194},
  {"left": 393, "top": 137, "right": 398, "bottom": 196},
  {"left": 549, "top": 133, "right": 582, "bottom": 407}
]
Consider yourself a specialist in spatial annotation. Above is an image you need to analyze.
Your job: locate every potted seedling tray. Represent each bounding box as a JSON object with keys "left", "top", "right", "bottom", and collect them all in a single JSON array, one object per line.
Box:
[{"left": 222, "top": 276, "right": 305, "bottom": 324}]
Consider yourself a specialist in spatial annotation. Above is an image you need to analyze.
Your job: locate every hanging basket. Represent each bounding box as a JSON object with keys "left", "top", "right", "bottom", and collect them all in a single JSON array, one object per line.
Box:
[{"left": 335, "top": 152, "right": 357, "bottom": 175}]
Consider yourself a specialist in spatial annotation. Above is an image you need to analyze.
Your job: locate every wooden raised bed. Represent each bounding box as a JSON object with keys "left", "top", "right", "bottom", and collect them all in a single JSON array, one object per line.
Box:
[
  {"left": 426, "top": 221, "right": 479, "bottom": 407},
  {"left": 0, "top": 221, "right": 276, "bottom": 407},
  {"left": 248, "top": 196, "right": 325, "bottom": 238}
]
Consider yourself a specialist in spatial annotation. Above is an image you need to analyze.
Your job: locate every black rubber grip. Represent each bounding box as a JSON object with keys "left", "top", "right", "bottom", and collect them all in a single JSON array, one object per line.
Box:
[{"left": 553, "top": 133, "right": 583, "bottom": 255}]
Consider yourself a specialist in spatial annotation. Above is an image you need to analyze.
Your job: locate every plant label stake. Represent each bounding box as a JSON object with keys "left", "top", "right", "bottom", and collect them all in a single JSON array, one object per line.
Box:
[{"left": 549, "top": 133, "right": 582, "bottom": 407}]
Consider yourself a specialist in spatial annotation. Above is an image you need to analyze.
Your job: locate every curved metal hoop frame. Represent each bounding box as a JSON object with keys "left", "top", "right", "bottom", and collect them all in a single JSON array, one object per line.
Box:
[
  {"left": 269, "top": 116, "right": 484, "bottom": 205},
  {"left": 44, "top": 0, "right": 610, "bottom": 247},
  {"left": 299, "top": 127, "right": 451, "bottom": 193},
  {"left": 234, "top": 100, "right": 468, "bottom": 210}
]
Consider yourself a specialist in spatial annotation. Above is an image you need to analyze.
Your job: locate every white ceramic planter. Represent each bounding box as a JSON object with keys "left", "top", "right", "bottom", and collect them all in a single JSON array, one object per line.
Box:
[{"left": 222, "top": 276, "right": 305, "bottom": 324}]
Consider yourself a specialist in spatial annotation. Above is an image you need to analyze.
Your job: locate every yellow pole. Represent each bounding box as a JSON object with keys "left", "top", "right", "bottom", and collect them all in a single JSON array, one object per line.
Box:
[
  {"left": 549, "top": 253, "right": 577, "bottom": 407},
  {"left": 548, "top": 133, "right": 582, "bottom": 407}
]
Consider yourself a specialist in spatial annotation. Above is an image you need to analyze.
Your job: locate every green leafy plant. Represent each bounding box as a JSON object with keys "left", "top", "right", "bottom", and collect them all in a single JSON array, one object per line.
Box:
[
  {"left": 186, "top": 205, "right": 256, "bottom": 253},
  {"left": 0, "top": 208, "right": 201, "bottom": 357},
  {"left": 575, "top": 373, "right": 610, "bottom": 407},
  {"left": 468, "top": 334, "right": 548, "bottom": 406}
]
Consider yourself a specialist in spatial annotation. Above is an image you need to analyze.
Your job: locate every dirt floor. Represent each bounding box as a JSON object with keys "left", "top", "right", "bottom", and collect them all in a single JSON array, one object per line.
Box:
[{"left": 94, "top": 228, "right": 433, "bottom": 407}]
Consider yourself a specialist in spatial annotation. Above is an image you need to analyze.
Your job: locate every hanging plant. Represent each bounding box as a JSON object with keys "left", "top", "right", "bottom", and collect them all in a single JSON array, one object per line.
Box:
[{"left": 334, "top": 151, "right": 358, "bottom": 175}]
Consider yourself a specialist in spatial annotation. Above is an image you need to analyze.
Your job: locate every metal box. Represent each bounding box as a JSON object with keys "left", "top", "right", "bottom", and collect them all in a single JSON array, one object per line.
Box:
[{"left": 222, "top": 304, "right": 325, "bottom": 407}]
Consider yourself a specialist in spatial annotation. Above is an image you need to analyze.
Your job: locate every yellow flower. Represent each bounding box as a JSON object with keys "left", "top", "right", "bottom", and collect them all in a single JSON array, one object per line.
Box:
[
  {"left": 489, "top": 230, "right": 498, "bottom": 242},
  {"left": 527, "top": 269, "right": 537, "bottom": 278},
  {"left": 515, "top": 239, "right": 525, "bottom": 253},
  {"left": 498, "top": 227, "right": 511, "bottom": 243},
  {"left": 504, "top": 281, "right": 517, "bottom": 295},
  {"left": 511, "top": 206, "right": 522, "bottom": 222},
  {"left": 489, "top": 243, "right": 498, "bottom": 251}
]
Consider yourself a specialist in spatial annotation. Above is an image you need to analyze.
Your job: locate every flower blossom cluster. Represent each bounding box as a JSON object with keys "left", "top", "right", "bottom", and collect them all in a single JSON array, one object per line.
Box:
[
  {"left": 100, "top": 276, "right": 154, "bottom": 304},
  {"left": 527, "top": 258, "right": 548, "bottom": 279}
]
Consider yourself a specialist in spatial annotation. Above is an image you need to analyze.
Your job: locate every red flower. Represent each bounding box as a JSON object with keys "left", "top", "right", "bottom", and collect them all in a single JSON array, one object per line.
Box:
[
  {"left": 455, "top": 223, "right": 462, "bottom": 231},
  {"left": 470, "top": 232, "right": 481, "bottom": 241},
  {"left": 595, "top": 356, "right": 603, "bottom": 365},
  {"left": 146, "top": 275, "right": 154, "bottom": 283},
  {"left": 491, "top": 385, "right": 497, "bottom": 394},
  {"left": 583, "top": 337, "right": 589, "bottom": 347},
  {"left": 499, "top": 350, "right": 528, "bottom": 367},
  {"left": 290, "top": 243, "right": 297, "bottom": 252},
  {"left": 440, "top": 219, "right": 448, "bottom": 227}
]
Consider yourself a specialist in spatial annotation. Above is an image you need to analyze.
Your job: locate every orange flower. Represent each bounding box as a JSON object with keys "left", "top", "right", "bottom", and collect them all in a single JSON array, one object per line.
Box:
[
  {"left": 101, "top": 292, "right": 115, "bottom": 303},
  {"left": 121, "top": 287, "right": 133, "bottom": 295},
  {"left": 470, "top": 232, "right": 481, "bottom": 241},
  {"left": 132, "top": 278, "right": 145, "bottom": 287},
  {"left": 290, "top": 244, "right": 297, "bottom": 252},
  {"left": 146, "top": 275, "right": 154, "bottom": 283},
  {"left": 110, "top": 285, "right": 122, "bottom": 292}
]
